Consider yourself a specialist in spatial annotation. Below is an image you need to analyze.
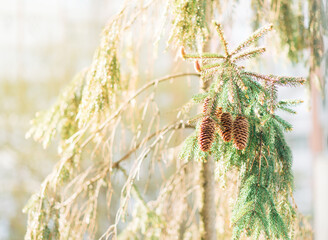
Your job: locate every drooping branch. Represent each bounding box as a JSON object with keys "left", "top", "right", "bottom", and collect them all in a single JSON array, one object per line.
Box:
[
  {"left": 112, "top": 121, "right": 195, "bottom": 169},
  {"left": 78, "top": 73, "right": 200, "bottom": 148}
]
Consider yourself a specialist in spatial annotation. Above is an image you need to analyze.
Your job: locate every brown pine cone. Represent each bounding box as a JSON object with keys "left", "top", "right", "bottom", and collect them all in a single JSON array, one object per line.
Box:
[
  {"left": 218, "top": 112, "right": 233, "bottom": 142},
  {"left": 198, "top": 116, "right": 216, "bottom": 152},
  {"left": 232, "top": 115, "right": 249, "bottom": 150},
  {"left": 202, "top": 97, "right": 210, "bottom": 114},
  {"left": 203, "top": 97, "right": 221, "bottom": 117}
]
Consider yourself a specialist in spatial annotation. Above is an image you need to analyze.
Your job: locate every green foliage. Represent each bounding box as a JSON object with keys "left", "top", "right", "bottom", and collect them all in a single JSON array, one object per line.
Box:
[
  {"left": 179, "top": 133, "right": 198, "bottom": 161},
  {"left": 26, "top": 70, "right": 86, "bottom": 149},
  {"left": 251, "top": 0, "right": 326, "bottom": 97},
  {"left": 192, "top": 92, "right": 209, "bottom": 103},
  {"left": 23, "top": 18, "right": 124, "bottom": 240},
  {"left": 168, "top": 0, "right": 210, "bottom": 50},
  {"left": 23, "top": 188, "right": 61, "bottom": 240},
  {"left": 179, "top": 22, "right": 304, "bottom": 239},
  {"left": 77, "top": 20, "right": 122, "bottom": 128},
  {"left": 251, "top": 0, "right": 307, "bottom": 63},
  {"left": 308, "top": 0, "right": 325, "bottom": 67}
]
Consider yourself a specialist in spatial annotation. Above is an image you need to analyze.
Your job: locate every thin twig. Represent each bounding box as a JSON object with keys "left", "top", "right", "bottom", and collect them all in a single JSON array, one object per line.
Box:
[
  {"left": 80, "top": 73, "right": 200, "bottom": 148},
  {"left": 112, "top": 121, "right": 194, "bottom": 169},
  {"left": 57, "top": 121, "right": 194, "bottom": 209},
  {"left": 215, "top": 23, "right": 230, "bottom": 57}
]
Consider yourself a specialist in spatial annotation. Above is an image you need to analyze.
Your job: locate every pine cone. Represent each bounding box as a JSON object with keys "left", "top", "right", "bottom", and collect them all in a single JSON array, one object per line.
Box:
[
  {"left": 199, "top": 116, "right": 216, "bottom": 152},
  {"left": 202, "top": 97, "right": 210, "bottom": 114},
  {"left": 218, "top": 112, "right": 233, "bottom": 142},
  {"left": 232, "top": 115, "right": 249, "bottom": 150},
  {"left": 203, "top": 97, "right": 222, "bottom": 118}
]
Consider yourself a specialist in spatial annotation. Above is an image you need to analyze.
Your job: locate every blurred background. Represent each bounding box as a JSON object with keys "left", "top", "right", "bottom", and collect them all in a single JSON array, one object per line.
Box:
[{"left": 0, "top": 0, "right": 327, "bottom": 239}]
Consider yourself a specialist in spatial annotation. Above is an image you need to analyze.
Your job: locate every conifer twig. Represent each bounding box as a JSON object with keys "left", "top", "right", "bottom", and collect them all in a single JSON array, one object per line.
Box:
[
  {"left": 201, "top": 62, "right": 222, "bottom": 72},
  {"left": 231, "top": 47, "right": 266, "bottom": 62},
  {"left": 112, "top": 121, "right": 194, "bottom": 169},
  {"left": 182, "top": 52, "right": 225, "bottom": 60},
  {"left": 111, "top": 122, "right": 190, "bottom": 236},
  {"left": 242, "top": 71, "right": 306, "bottom": 86},
  {"left": 214, "top": 22, "right": 230, "bottom": 57},
  {"left": 231, "top": 24, "right": 273, "bottom": 55},
  {"left": 231, "top": 63, "right": 247, "bottom": 91}
]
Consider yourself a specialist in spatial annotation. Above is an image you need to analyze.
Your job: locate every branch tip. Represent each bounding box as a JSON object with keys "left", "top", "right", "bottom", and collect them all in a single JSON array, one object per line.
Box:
[
  {"left": 180, "top": 46, "right": 186, "bottom": 59},
  {"left": 194, "top": 60, "right": 202, "bottom": 73}
]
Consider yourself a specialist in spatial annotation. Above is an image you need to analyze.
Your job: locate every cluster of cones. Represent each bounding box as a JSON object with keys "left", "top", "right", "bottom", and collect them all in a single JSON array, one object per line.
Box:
[{"left": 199, "top": 98, "right": 249, "bottom": 152}]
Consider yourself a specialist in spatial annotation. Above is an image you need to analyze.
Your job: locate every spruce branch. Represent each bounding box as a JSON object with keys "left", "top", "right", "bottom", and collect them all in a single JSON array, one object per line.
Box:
[
  {"left": 231, "top": 24, "right": 273, "bottom": 56},
  {"left": 181, "top": 49, "right": 225, "bottom": 60},
  {"left": 214, "top": 22, "right": 230, "bottom": 57},
  {"left": 201, "top": 62, "right": 222, "bottom": 71},
  {"left": 231, "top": 47, "right": 266, "bottom": 62},
  {"left": 268, "top": 81, "right": 278, "bottom": 114},
  {"left": 242, "top": 71, "right": 306, "bottom": 86},
  {"left": 180, "top": 21, "right": 305, "bottom": 239},
  {"left": 278, "top": 99, "right": 303, "bottom": 106},
  {"left": 231, "top": 63, "right": 248, "bottom": 91}
]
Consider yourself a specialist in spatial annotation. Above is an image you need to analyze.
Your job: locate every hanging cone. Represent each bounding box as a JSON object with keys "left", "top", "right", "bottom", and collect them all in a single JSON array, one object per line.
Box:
[
  {"left": 218, "top": 112, "right": 233, "bottom": 142},
  {"left": 202, "top": 97, "right": 219, "bottom": 116},
  {"left": 232, "top": 115, "right": 249, "bottom": 150},
  {"left": 202, "top": 97, "right": 210, "bottom": 114},
  {"left": 198, "top": 116, "right": 216, "bottom": 152}
]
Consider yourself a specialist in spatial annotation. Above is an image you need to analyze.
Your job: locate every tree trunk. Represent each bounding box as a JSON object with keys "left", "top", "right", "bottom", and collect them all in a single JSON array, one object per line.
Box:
[
  {"left": 201, "top": 157, "right": 217, "bottom": 240},
  {"left": 200, "top": 1, "right": 216, "bottom": 239},
  {"left": 309, "top": 1, "right": 325, "bottom": 239}
]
